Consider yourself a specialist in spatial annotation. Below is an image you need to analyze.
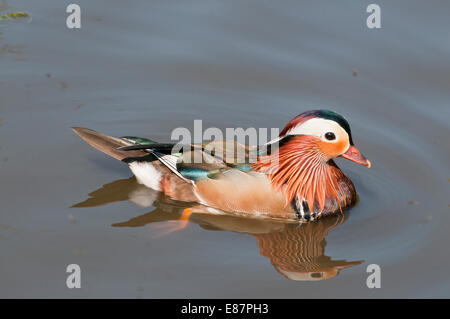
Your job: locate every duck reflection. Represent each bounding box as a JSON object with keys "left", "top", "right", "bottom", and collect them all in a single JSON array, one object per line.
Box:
[{"left": 73, "top": 177, "right": 363, "bottom": 281}]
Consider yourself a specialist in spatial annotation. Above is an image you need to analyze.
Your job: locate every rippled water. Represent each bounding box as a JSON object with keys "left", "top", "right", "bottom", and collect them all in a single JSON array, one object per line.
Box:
[{"left": 0, "top": 0, "right": 449, "bottom": 297}]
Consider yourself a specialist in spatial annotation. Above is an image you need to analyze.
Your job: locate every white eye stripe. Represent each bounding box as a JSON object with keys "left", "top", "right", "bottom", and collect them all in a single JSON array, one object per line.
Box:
[{"left": 286, "top": 118, "right": 349, "bottom": 142}]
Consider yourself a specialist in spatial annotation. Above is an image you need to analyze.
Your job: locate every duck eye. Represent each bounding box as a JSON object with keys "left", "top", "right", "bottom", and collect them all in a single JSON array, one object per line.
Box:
[{"left": 325, "top": 132, "right": 336, "bottom": 141}]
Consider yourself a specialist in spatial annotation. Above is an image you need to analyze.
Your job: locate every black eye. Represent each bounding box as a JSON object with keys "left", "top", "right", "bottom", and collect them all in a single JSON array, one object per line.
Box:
[{"left": 325, "top": 132, "right": 336, "bottom": 140}]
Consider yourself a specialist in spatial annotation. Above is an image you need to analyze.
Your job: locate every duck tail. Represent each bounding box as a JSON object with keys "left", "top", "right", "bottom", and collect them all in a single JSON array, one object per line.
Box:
[{"left": 72, "top": 127, "right": 148, "bottom": 161}]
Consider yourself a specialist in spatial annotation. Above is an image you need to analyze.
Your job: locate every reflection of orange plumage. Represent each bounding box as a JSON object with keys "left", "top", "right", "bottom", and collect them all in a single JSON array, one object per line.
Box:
[
  {"left": 254, "top": 215, "right": 363, "bottom": 281},
  {"left": 73, "top": 177, "right": 364, "bottom": 281},
  {"left": 150, "top": 208, "right": 193, "bottom": 238}
]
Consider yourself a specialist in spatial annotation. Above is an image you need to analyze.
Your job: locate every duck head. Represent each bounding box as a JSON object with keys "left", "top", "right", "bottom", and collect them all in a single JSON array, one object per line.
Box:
[
  {"left": 253, "top": 109, "right": 371, "bottom": 216},
  {"left": 279, "top": 109, "right": 371, "bottom": 168}
]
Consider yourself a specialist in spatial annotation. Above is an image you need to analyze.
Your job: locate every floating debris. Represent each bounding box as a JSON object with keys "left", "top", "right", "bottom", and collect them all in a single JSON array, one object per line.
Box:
[
  {"left": 60, "top": 80, "right": 68, "bottom": 90},
  {"left": 408, "top": 200, "right": 419, "bottom": 205},
  {"left": 352, "top": 68, "right": 358, "bottom": 77},
  {"left": 0, "top": 11, "right": 32, "bottom": 22}
]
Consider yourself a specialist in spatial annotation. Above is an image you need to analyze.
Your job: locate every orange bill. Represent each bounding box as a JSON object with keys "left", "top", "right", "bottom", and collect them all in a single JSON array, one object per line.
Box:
[{"left": 340, "top": 145, "right": 371, "bottom": 168}]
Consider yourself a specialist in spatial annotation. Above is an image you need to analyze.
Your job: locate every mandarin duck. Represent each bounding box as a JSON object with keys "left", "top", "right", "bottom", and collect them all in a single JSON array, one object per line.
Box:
[{"left": 73, "top": 109, "right": 370, "bottom": 222}]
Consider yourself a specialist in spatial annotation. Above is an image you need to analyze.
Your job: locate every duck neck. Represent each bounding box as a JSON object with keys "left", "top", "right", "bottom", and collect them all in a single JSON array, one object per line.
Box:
[{"left": 252, "top": 135, "right": 353, "bottom": 214}]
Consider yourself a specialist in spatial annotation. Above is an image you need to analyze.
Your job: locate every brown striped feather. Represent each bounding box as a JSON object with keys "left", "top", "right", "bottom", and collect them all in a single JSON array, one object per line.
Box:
[{"left": 252, "top": 135, "right": 355, "bottom": 214}]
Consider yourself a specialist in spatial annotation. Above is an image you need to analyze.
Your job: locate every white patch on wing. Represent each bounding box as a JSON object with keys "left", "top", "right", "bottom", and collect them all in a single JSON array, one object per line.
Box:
[
  {"left": 128, "top": 162, "right": 162, "bottom": 191},
  {"left": 153, "top": 152, "right": 192, "bottom": 183}
]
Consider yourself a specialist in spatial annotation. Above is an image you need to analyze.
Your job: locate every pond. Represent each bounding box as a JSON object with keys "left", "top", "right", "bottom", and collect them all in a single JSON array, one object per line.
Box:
[{"left": 0, "top": 0, "right": 449, "bottom": 297}]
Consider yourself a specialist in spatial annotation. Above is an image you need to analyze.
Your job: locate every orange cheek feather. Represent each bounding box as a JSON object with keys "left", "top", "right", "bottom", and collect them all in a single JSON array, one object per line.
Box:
[{"left": 317, "top": 139, "right": 348, "bottom": 159}]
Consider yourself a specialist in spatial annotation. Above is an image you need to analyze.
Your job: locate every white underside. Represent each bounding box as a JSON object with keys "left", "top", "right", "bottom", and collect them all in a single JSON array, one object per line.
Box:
[{"left": 128, "top": 161, "right": 162, "bottom": 191}]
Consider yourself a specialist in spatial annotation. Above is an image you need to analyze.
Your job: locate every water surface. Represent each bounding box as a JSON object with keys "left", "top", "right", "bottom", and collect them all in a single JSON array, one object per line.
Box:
[{"left": 0, "top": 0, "right": 449, "bottom": 298}]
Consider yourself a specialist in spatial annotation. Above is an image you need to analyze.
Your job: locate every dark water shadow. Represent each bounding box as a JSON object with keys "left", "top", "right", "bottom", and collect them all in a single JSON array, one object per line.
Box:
[{"left": 73, "top": 177, "right": 364, "bottom": 281}]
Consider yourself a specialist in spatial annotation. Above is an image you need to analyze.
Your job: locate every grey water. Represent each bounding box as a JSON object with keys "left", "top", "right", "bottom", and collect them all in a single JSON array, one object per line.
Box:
[{"left": 0, "top": 0, "right": 449, "bottom": 298}]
